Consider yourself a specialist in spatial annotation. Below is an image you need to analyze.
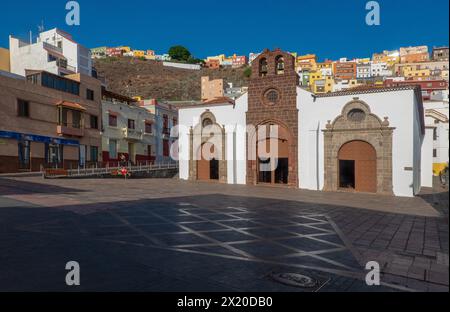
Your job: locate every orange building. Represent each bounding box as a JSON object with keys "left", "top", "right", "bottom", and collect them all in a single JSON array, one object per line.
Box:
[
  {"left": 333, "top": 61, "right": 357, "bottom": 79},
  {"left": 205, "top": 59, "right": 220, "bottom": 69},
  {"left": 400, "top": 46, "right": 430, "bottom": 63}
]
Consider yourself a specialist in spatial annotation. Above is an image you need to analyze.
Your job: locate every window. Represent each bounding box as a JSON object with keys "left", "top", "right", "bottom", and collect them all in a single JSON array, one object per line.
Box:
[
  {"left": 46, "top": 144, "right": 63, "bottom": 165},
  {"left": 17, "top": 99, "right": 30, "bottom": 117},
  {"left": 163, "top": 139, "right": 170, "bottom": 157},
  {"left": 72, "top": 110, "right": 82, "bottom": 129},
  {"left": 86, "top": 89, "right": 95, "bottom": 101},
  {"left": 348, "top": 109, "right": 366, "bottom": 122},
  {"left": 41, "top": 72, "right": 80, "bottom": 95},
  {"left": 433, "top": 149, "right": 437, "bottom": 158},
  {"left": 145, "top": 122, "right": 153, "bottom": 134},
  {"left": 163, "top": 115, "right": 169, "bottom": 134},
  {"left": 259, "top": 58, "right": 268, "bottom": 77},
  {"left": 90, "top": 146, "right": 98, "bottom": 163},
  {"left": 90, "top": 115, "right": 98, "bottom": 129},
  {"left": 18, "top": 140, "right": 30, "bottom": 170},
  {"left": 147, "top": 145, "right": 152, "bottom": 157},
  {"left": 109, "top": 140, "right": 118, "bottom": 159},
  {"left": 109, "top": 114, "right": 117, "bottom": 127},
  {"left": 128, "top": 119, "right": 135, "bottom": 129},
  {"left": 264, "top": 89, "right": 280, "bottom": 105},
  {"left": 202, "top": 118, "right": 213, "bottom": 128},
  {"left": 48, "top": 54, "right": 58, "bottom": 62},
  {"left": 433, "top": 128, "right": 438, "bottom": 141}
]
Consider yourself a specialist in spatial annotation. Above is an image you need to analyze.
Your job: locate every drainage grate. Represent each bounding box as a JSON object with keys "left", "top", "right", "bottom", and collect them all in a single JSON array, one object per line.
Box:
[{"left": 269, "top": 272, "right": 319, "bottom": 289}]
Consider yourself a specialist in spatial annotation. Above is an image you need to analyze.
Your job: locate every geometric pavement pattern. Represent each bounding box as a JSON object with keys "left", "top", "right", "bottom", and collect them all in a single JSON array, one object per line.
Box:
[{"left": 19, "top": 201, "right": 364, "bottom": 281}]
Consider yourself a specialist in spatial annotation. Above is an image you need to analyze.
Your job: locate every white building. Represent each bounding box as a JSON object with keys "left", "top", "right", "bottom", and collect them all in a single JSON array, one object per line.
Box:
[
  {"left": 371, "top": 62, "right": 393, "bottom": 77},
  {"left": 356, "top": 64, "right": 371, "bottom": 79},
  {"left": 177, "top": 49, "right": 430, "bottom": 197},
  {"left": 102, "top": 91, "right": 156, "bottom": 165},
  {"left": 9, "top": 28, "right": 92, "bottom": 77},
  {"left": 139, "top": 100, "right": 178, "bottom": 163},
  {"left": 423, "top": 100, "right": 449, "bottom": 177}
]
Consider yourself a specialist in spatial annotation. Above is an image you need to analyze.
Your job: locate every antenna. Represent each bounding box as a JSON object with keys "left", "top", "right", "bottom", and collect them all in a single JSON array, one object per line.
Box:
[{"left": 38, "top": 20, "right": 45, "bottom": 33}]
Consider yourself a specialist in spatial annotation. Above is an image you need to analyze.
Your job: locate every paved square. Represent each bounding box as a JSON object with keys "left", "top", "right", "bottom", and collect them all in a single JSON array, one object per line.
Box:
[{"left": 0, "top": 176, "right": 448, "bottom": 291}]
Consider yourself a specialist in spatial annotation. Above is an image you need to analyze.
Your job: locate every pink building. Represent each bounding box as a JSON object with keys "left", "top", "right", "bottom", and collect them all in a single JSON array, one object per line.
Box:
[{"left": 232, "top": 55, "right": 248, "bottom": 68}]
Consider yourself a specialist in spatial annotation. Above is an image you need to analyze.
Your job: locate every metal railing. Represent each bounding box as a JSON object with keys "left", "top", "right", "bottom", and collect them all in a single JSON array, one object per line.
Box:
[{"left": 43, "top": 161, "right": 178, "bottom": 178}]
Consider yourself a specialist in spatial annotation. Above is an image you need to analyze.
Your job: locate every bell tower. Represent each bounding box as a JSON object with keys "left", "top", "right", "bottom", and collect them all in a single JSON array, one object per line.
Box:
[{"left": 246, "top": 48, "right": 299, "bottom": 187}]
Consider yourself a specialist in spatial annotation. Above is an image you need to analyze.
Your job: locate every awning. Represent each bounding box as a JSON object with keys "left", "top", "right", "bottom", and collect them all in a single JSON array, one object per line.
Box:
[
  {"left": 56, "top": 101, "right": 86, "bottom": 111},
  {"left": 0, "top": 130, "right": 79, "bottom": 146},
  {"left": 108, "top": 110, "right": 119, "bottom": 116}
]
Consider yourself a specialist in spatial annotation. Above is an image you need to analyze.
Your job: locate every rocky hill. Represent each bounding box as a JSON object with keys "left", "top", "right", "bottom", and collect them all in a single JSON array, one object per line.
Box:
[{"left": 94, "top": 57, "right": 250, "bottom": 101}]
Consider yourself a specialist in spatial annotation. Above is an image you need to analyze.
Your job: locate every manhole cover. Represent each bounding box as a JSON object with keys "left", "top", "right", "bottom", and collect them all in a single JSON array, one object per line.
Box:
[{"left": 270, "top": 272, "right": 318, "bottom": 288}]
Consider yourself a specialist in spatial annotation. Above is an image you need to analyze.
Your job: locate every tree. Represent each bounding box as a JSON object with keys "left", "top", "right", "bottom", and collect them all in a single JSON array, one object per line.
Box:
[
  {"left": 168, "top": 45, "right": 192, "bottom": 62},
  {"left": 243, "top": 66, "right": 252, "bottom": 78}
]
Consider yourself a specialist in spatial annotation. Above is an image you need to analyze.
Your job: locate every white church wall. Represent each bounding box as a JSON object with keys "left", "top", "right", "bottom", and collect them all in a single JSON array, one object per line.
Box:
[
  {"left": 178, "top": 94, "right": 248, "bottom": 184},
  {"left": 297, "top": 87, "right": 422, "bottom": 197}
]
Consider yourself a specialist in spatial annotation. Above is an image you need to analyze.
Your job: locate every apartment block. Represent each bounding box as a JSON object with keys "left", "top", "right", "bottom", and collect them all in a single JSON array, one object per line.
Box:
[
  {"left": 9, "top": 28, "right": 93, "bottom": 77},
  {"left": 102, "top": 91, "right": 156, "bottom": 165},
  {"left": 400, "top": 46, "right": 430, "bottom": 63},
  {"left": 138, "top": 100, "right": 178, "bottom": 163},
  {"left": 432, "top": 47, "right": 449, "bottom": 62},
  {"left": 333, "top": 61, "right": 357, "bottom": 79},
  {"left": 0, "top": 71, "right": 102, "bottom": 173}
]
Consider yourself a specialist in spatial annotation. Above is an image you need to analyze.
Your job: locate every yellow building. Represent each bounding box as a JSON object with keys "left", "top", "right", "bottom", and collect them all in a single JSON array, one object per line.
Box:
[
  {"left": 206, "top": 54, "right": 226, "bottom": 63},
  {"left": 119, "top": 46, "right": 131, "bottom": 53},
  {"left": 0, "top": 48, "right": 10, "bottom": 72},
  {"left": 309, "top": 70, "right": 334, "bottom": 93},
  {"left": 133, "top": 50, "right": 146, "bottom": 58},
  {"left": 372, "top": 50, "right": 400, "bottom": 68},
  {"left": 296, "top": 54, "right": 317, "bottom": 71},
  {"left": 403, "top": 66, "right": 431, "bottom": 79}
]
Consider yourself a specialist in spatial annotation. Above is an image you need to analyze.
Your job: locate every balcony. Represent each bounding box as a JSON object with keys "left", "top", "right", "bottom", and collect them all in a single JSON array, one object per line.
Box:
[
  {"left": 43, "top": 42, "right": 63, "bottom": 55},
  {"left": 57, "top": 124, "right": 84, "bottom": 137},
  {"left": 122, "top": 128, "right": 143, "bottom": 141}
]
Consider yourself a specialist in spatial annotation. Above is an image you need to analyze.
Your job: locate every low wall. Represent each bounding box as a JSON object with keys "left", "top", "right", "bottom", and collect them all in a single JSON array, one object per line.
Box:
[{"left": 162, "top": 62, "right": 201, "bottom": 70}]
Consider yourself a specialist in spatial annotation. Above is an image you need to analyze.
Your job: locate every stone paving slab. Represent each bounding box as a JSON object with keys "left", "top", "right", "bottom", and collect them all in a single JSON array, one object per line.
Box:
[{"left": 0, "top": 176, "right": 448, "bottom": 292}]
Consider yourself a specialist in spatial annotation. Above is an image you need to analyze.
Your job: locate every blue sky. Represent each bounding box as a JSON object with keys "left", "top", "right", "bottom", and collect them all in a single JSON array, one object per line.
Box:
[{"left": 0, "top": 0, "right": 448, "bottom": 61}]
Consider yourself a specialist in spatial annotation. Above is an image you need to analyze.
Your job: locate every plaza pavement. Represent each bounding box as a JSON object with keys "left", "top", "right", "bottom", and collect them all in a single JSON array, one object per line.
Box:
[{"left": 0, "top": 176, "right": 448, "bottom": 292}]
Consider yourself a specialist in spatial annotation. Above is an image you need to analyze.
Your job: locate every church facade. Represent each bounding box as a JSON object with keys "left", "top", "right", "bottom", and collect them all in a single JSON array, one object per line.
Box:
[{"left": 178, "top": 49, "right": 429, "bottom": 197}]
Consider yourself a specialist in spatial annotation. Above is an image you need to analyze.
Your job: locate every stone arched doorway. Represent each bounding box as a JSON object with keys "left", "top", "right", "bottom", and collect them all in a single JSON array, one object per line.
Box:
[
  {"left": 338, "top": 140, "right": 377, "bottom": 193},
  {"left": 197, "top": 142, "right": 219, "bottom": 181},
  {"left": 323, "top": 100, "right": 395, "bottom": 195},
  {"left": 189, "top": 110, "right": 227, "bottom": 183},
  {"left": 251, "top": 122, "right": 293, "bottom": 186}
]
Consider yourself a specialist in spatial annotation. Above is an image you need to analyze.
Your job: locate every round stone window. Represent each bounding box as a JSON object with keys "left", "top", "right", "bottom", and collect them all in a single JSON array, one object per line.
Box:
[
  {"left": 347, "top": 109, "right": 366, "bottom": 122},
  {"left": 202, "top": 118, "right": 213, "bottom": 128},
  {"left": 264, "top": 89, "right": 280, "bottom": 105}
]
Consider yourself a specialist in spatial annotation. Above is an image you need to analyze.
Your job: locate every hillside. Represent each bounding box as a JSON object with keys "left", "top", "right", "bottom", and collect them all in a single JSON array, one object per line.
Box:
[{"left": 94, "top": 57, "right": 250, "bottom": 101}]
